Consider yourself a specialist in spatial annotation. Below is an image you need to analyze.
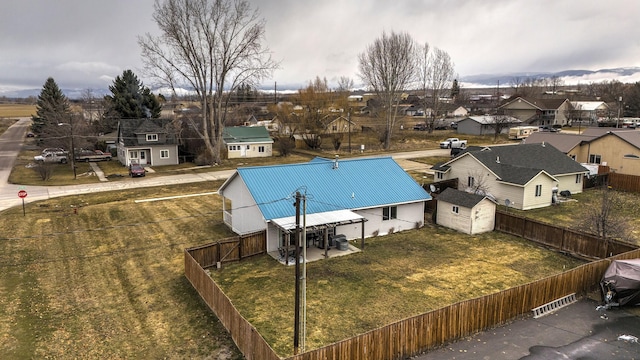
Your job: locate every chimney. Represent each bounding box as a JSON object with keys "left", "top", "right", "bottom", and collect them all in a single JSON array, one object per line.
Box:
[{"left": 333, "top": 154, "right": 339, "bottom": 169}]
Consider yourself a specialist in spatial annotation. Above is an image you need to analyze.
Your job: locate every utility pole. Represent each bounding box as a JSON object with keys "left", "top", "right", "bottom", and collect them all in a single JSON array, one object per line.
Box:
[
  {"left": 293, "top": 192, "right": 301, "bottom": 355},
  {"left": 347, "top": 108, "right": 351, "bottom": 153}
]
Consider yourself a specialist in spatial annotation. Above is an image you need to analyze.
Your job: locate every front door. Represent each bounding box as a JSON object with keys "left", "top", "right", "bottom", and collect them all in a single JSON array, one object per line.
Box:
[{"left": 139, "top": 150, "right": 147, "bottom": 165}]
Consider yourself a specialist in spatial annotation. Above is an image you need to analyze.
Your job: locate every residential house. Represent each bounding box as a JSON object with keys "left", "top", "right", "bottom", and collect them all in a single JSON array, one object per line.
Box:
[
  {"left": 116, "top": 118, "right": 179, "bottom": 166},
  {"left": 499, "top": 97, "right": 572, "bottom": 126},
  {"left": 218, "top": 157, "right": 432, "bottom": 254},
  {"left": 456, "top": 115, "right": 522, "bottom": 136},
  {"left": 435, "top": 188, "right": 496, "bottom": 235},
  {"left": 570, "top": 101, "right": 610, "bottom": 124},
  {"left": 525, "top": 129, "right": 640, "bottom": 175},
  {"left": 322, "top": 115, "right": 361, "bottom": 134},
  {"left": 431, "top": 143, "right": 588, "bottom": 210},
  {"left": 440, "top": 103, "right": 469, "bottom": 118},
  {"left": 222, "top": 126, "right": 273, "bottom": 159}
]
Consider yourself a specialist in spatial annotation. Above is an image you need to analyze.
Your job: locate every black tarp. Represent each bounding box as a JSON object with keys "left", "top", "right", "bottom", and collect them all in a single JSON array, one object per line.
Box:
[{"left": 600, "top": 259, "right": 640, "bottom": 306}]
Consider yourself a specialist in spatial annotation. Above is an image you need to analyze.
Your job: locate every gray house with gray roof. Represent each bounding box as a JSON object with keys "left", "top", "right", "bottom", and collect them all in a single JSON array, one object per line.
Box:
[
  {"left": 116, "top": 118, "right": 179, "bottom": 166},
  {"left": 432, "top": 143, "right": 589, "bottom": 210}
]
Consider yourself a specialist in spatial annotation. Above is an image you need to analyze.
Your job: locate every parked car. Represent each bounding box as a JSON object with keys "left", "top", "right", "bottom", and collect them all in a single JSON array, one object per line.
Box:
[
  {"left": 75, "top": 149, "right": 112, "bottom": 162},
  {"left": 129, "top": 163, "right": 146, "bottom": 177},
  {"left": 41, "top": 148, "right": 65, "bottom": 155},
  {"left": 26, "top": 132, "right": 35, "bottom": 138}
]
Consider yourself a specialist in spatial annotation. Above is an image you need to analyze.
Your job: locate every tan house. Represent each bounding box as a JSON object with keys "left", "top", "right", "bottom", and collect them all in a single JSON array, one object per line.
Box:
[
  {"left": 524, "top": 129, "right": 640, "bottom": 175},
  {"left": 322, "top": 115, "right": 361, "bottom": 134},
  {"left": 499, "top": 97, "right": 572, "bottom": 127},
  {"left": 222, "top": 126, "right": 273, "bottom": 159},
  {"left": 436, "top": 188, "right": 496, "bottom": 235}
]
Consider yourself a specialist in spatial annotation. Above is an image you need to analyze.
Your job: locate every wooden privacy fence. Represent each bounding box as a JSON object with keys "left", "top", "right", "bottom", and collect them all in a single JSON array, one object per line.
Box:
[
  {"left": 187, "top": 231, "right": 266, "bottom": 268},
  {"left": 608, "top": 172, "right": 640, "bottom": 192},
  {"left": 495, "top": 210, "right": 637, "bottom": 259},
  {"left": 185, "top": 241, "right": 640, "bottom": 360}
]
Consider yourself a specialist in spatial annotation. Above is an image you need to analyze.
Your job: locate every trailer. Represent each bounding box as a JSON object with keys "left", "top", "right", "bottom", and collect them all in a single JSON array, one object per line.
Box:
[{"left": 508, "top": 126, "right": 539, "bottom": 140}]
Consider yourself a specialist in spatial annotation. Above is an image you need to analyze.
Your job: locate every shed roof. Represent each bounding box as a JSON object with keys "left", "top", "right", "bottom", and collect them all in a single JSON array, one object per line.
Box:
[
  {"left": 223, "top": 126, "right": 273, "bottom": 144},
  {"left": 220, "top": 157, "right": 431, "bottom": 221},
  {"left": 437, "top": 187, "right": 493, "bottom": 208}
]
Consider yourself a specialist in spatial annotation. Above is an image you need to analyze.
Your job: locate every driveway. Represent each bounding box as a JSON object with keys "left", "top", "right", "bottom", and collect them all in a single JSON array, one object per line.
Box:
[{"left": 414, "top": 298, "right": 640, "bottom": 359}]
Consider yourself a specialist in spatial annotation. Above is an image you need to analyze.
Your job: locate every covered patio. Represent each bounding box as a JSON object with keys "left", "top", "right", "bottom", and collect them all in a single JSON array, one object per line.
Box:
[{"left": 268, "top": 209, "right": 367, "bottom": 266}]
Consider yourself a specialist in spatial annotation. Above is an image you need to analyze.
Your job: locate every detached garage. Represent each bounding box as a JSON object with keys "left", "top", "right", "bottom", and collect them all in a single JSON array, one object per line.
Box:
[{"left": 436, "top": 188, "right": 496, "bottom": 235}]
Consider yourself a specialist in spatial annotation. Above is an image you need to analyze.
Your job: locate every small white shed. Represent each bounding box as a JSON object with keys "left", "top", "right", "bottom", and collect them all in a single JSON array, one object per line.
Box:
[{"left": 436, "top": 188, "right": 496, "bottom": 235}]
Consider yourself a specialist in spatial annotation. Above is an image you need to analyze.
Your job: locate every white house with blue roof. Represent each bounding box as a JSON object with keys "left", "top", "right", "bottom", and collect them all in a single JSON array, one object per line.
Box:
[{"left": 218, "top": 156, "right": 432, "bottom": 254}]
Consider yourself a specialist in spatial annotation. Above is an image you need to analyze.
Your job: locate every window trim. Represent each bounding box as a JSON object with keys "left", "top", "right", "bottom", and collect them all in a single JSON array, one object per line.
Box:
[
  {"left": 382, "top": 206, "right": 397, "bottom": 221},
  {"left": 160, "top": 149, "right": 169, "bottom": 159},
  {"left": 146, "top": 133, "right": 158, "bottom": 142},
  {"left": 535, "top": 184, "right": 542, "bottom": 197},
  {"left": 452, "top": 205, "right": 459, "bottom": 214}
]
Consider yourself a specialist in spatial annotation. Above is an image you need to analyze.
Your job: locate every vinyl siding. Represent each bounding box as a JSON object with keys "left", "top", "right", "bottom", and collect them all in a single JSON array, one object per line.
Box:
[{"left": 220, "top": 175, "right": 267, "bottom": 235}]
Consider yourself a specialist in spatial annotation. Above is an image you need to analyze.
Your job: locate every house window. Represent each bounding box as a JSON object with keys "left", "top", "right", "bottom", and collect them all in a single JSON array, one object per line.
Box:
[
  {"left": 146, "top": 134, "right": 158, "bottom": 142},
  {"left": 575, "top": 174, "right": 582, "bottom": 184},
  {"left": 589, "top": 154, "right": 601, "bottom": 164},
  {"left": 452, "top": 205, "right": 459, "bottom": 214},
  {"left": 229, "top": 145, "right": 239, "bottom": 151},
  {"left": 332, "top": 125, "right": 338, "bottom": 131},
  {"left": 436, "top": 172, "right": 443, "bottom": 180},
  {"left": 468, "top": 176, "right": 475, "bottom": 188},
  {"left": 258, "top": 146, "right": 265, "bottom": 153},
  {"left": 535, "top": 184, "right": 542, "bottom": 197},
  {"left": 382, "top": 206, "right": 397, "bottom": 221},
  {"left": 129, "top": 151, "right": 138, "bottom": 159},
  {"left": 160, "top": 150, "right": 169, "bottom": 158},
  {"left": 246, "top": 145, "right": 250, "bottom": 150}
]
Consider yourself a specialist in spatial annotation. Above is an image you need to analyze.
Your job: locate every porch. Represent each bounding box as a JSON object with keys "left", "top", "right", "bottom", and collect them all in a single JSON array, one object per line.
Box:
[{"left": 268, "top": 242, "right": 361, "bottom": 266}]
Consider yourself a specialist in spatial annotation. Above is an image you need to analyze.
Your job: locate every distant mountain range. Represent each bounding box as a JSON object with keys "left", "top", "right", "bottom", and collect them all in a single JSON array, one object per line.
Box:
[
  {"left": 459, "top": 67, "right": 640, "bottom": 88},
  {"left": 3, "top": 67, "right": 640, "bottom": 99}
]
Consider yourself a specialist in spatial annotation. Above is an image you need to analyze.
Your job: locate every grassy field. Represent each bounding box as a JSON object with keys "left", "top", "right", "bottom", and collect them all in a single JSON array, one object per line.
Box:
[
  {"left": 0, "top": 118, "right": 19, "bottom": 134},
  {"left": 0, "top": 104, "right": 36, "bottom": 118},
  {"left": 0, "top": 182, "right": 243, "bottom": 359}
]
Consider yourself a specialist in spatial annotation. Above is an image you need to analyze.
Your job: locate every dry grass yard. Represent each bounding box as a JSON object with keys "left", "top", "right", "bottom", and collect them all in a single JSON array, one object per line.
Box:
[
  {"left": 210, "top": 225, "right": 585, "bottom": 356},
  {"left": 0, "top": 175, "right": 590, "bottom": 359},
  {"left": 0, "top": 182, "right": 244, "bottom": 359}
]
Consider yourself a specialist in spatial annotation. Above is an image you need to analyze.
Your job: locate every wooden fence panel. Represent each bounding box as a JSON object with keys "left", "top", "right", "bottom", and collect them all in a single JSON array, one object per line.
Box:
[{"left": 609, "top": 172, "right": 640, "bottom": 192}]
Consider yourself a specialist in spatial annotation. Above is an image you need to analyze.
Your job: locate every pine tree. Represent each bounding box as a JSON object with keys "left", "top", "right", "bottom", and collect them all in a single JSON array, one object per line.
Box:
[
  {"left": 104, "top": 70, "right": 161, "bottom": 120},
  {"left": 31, "top": 77, "right": 70, "bottom": 135}
]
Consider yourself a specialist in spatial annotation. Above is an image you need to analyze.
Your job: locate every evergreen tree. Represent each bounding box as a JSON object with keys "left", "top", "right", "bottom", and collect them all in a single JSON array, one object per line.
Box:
[
  {"left": 31, "top": 77, "right": 70, "bottom": 136},
  {"left": 450, "top": 79, "right": 460, "bottom": 99},
  {"left": 104, "top": 70, "right": 161, "bottom": 119}
]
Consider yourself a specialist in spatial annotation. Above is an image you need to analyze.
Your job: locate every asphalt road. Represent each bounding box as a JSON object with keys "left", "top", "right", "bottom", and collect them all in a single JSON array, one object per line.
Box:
[{"left": 0, "top": 119, "right": 448, "bottom": 212}]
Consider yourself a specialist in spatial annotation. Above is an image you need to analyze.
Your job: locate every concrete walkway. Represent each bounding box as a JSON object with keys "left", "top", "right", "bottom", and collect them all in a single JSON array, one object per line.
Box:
[{"left": 89, "top": 162, "right": 109, "bottom": 182}]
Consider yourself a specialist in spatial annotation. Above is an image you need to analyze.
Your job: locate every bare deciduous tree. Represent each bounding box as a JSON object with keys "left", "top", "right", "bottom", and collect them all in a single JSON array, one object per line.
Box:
[
  {"left": 358, "top": 31, "right": 418, "bottom": 149},
  {"left": 419, "top": 46, "right": 455, "bottom": 133},
  {"left": 579, "top": 186, "right": 630, "bottom": 257},
  {"left": 138, "top": 0, "right": 278, "bottom": 164}
]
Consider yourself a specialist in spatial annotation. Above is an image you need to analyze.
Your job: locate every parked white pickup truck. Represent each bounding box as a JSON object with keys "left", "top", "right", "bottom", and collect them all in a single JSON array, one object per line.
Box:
[
  {"left": 34, "top": 152, "right": 68, "bottom": 164},
  {"left": 439, "top": 138, "right": 467, "bottom": 149}
]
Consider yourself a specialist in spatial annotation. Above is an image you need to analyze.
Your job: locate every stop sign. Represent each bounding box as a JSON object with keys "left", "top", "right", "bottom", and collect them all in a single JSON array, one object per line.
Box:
[{"left": 18, "top": 190, "right": 27, "bottom": 198}]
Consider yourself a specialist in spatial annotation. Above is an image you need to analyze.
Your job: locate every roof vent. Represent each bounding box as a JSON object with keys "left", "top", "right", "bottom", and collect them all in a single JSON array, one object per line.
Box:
[
  {"left": 496, "top": 156, "right": 500, "bottom": 163},
  {"left": 333, "top": 155, "right": 339, "bottom": 169},
  {"left": 542, "top": 141, "right": 545, "bottom": 147}
]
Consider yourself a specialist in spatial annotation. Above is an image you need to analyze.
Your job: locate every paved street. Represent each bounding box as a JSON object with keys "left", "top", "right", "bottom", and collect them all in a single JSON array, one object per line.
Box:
[{"left": 0, "top": 119, "right": 446, "bottom": 212}]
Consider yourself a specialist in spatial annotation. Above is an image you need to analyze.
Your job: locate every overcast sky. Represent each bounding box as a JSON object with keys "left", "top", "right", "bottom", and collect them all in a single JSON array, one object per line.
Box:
[{"left": 2, "top": 0, "right": 639, "bottom": 94}]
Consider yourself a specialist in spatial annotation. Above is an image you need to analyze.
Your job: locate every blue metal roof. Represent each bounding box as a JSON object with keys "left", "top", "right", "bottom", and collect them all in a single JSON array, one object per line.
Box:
[{"left": 234, "top": 157, "right": 431, "bottom": 220}]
